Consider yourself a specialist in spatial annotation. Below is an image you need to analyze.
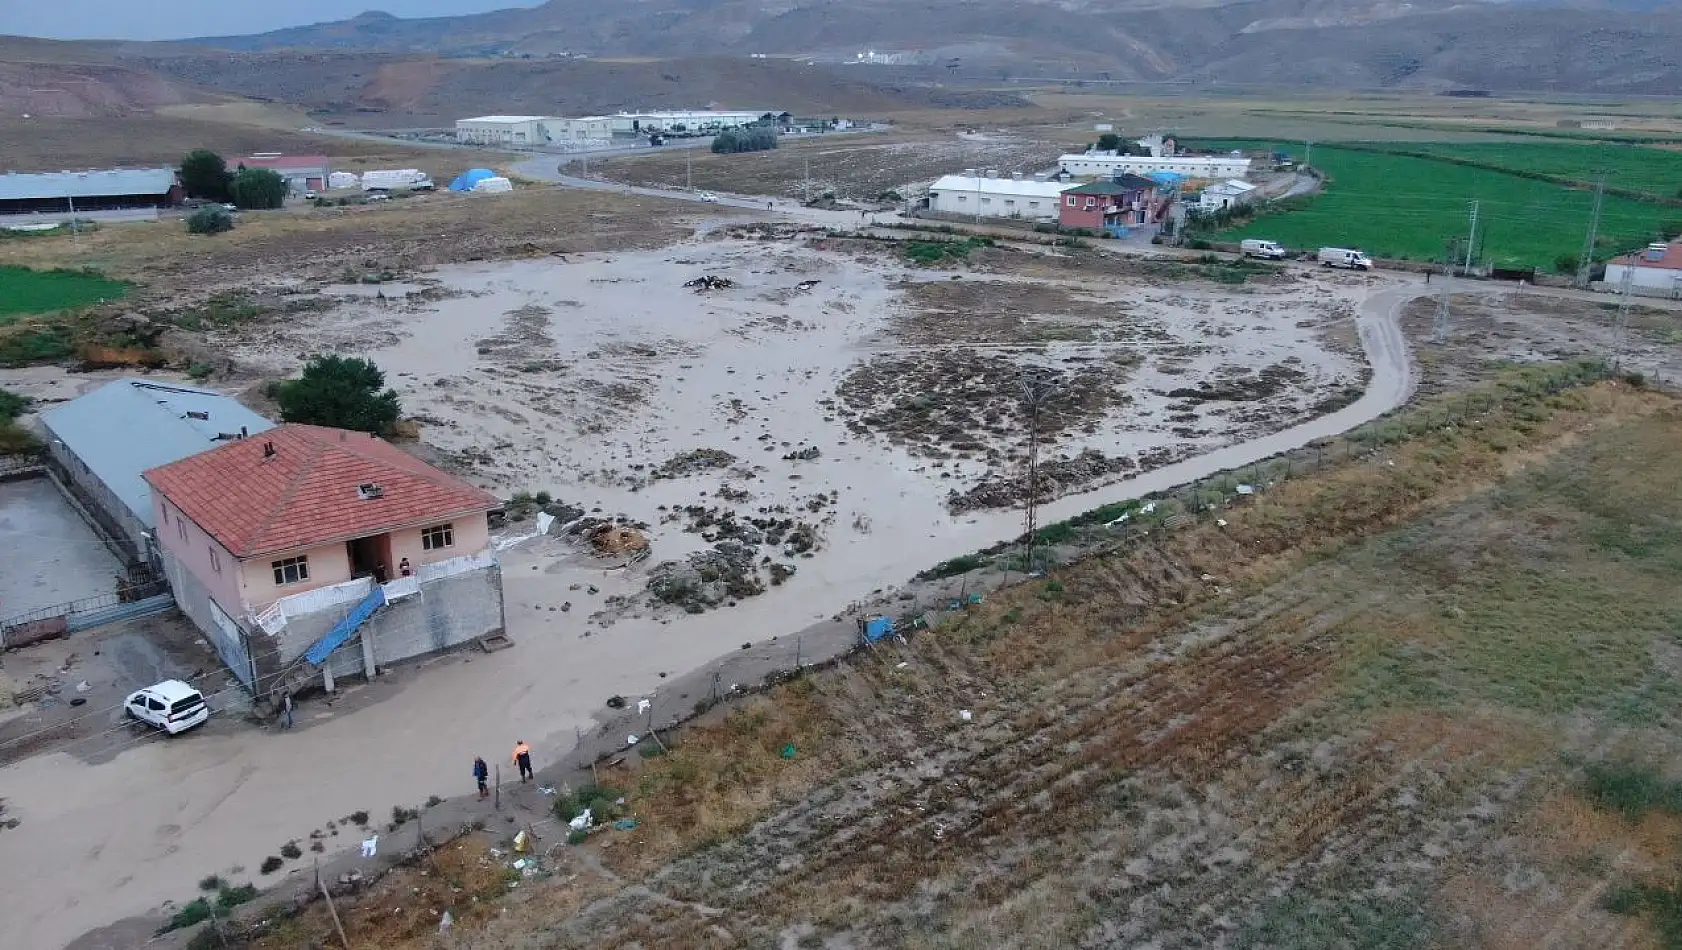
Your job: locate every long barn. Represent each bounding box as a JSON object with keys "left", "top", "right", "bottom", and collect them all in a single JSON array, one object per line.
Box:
[{"left": 0, "top": 168, "right": 181, "bottom": 217}]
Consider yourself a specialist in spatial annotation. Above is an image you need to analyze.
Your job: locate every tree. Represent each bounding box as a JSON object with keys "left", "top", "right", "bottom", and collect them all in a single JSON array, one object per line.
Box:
[
  {"left": 1096, "top": 132, "right": 1122, "bottom": 152},
  {"left": 711, "top": 128, "right": 779, "bottom": 154},
  {"left": 186, "top": 206, "right": 234, "bottom": 235},
  {"left": 274, "top": 355, "right": 402, "bottom": 433},
  {"left": 230, "top": 167, "right": 287, "bottom": 210},
  {"left": 180, "top": 149, "right": 233, "bottom": 202},
  {"left": 1553, "top": 253, "right": 1580, "bottom": 275}
]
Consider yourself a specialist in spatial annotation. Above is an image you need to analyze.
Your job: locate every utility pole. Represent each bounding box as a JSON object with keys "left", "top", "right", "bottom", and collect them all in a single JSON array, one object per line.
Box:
[
  {"left": 1017, "top": 372, "right": 1060, "bottom": 575},
  {"left": 1304, "top": 140, "right": 1313, "bottom": 169},
  {"left": 1576, "top": 173, "right": 1606, "bottom": 289},
  {"left": 1463, "top": 200, "right": 1480, "bottom": 276},
  {"left": 803, "top": 156, "right": 811, "bottom": 204},
  {"left": 1613, "top": 262, "right": 1635, "bottom": 369},
  {"left": 67, "top": 194, "right": 78, "bottom": 249},
  {"left": 686, "top": 151, "right": 692, "bottom": 192}
]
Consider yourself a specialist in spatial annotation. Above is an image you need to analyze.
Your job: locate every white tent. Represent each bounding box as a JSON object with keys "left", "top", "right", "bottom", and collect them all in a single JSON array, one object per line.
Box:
[
  {"left": 327, "top": 171, "right": 360, "bottom": 190},
  {"left": 472, "top": 177, "right": 514, "bottom": 193}
]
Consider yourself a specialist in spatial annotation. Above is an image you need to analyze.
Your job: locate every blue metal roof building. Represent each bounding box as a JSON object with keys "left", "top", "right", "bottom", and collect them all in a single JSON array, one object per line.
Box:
[
  {"left": 40, "top": 379, "right": 273, "bottom": 564},
  {"left": 0, "top": 168, "right": 180, "bottom": 215}
]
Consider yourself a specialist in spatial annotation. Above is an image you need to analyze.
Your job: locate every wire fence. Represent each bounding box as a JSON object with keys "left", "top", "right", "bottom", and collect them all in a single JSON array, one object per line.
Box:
[{"left": 0, "top": 579, "right": 172, "bottom": 648}]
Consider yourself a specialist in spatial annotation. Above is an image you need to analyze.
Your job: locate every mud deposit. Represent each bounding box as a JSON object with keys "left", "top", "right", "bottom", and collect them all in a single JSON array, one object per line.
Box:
[{"left": 211, "top": 237, "right": 1365, "bottom": 618}]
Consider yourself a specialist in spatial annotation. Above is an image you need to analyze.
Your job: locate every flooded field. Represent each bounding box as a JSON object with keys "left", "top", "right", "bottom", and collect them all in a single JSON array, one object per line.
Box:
[{"left": 213, "top": 232, "right": 1365, "bottom": 618}]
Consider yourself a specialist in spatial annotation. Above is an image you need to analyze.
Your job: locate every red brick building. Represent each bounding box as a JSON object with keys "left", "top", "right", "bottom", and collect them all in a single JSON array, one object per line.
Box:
[{"left": 1058, "top": 174, "right": 1160, "bottom": 231}]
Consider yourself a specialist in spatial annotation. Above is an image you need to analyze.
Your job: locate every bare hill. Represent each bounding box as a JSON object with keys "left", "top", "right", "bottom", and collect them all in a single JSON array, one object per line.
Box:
[
  {"left": 183, "top": 0, "right": 1682, "bottom": 93},
  {"left": 130, "top": 54, "right": 1027, "bottom": 128}
]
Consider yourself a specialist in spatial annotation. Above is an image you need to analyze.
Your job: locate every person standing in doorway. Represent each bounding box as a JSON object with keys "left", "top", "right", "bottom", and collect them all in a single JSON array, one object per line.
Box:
[
  {"left": 512, "top": 740, "right": 533, "bottom": 782},
  {"left": 473, "top": 756, "right": 490, "bottom": 799}
]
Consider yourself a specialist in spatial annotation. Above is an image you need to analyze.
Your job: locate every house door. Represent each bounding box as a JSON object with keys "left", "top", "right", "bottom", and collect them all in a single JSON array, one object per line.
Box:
[{"left": 347, "top": 534, "right": 394, "bottom": 583}]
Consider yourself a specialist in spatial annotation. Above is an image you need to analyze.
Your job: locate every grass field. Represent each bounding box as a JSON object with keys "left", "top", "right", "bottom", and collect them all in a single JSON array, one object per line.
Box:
[
  {"left": 1191, "top": 139, "right": 1678, "bottom": 270},
  {"left": 1370, "top": 140, "right": 1682, "bottom": 201},
  {"left": 0, "top": 265, "right": 128, "bottom": 321}
]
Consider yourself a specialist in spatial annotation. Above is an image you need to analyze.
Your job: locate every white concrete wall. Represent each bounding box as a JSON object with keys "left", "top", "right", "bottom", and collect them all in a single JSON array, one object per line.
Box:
[
  {"left": 1606, "top": 263, "right": 1682, "bottom": 297},
  {"left": 927, "top": 185, "right": 1062, "bottom": 220},
  {"left": 1059, "top": 155, "right": 1252, "bottom": 179}
]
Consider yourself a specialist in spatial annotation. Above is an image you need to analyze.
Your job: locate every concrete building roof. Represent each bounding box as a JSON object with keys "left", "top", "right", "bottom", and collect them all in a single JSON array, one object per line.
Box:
[
  {"left": 1065, "top": 174, "right": 1158, "bottom": 195},
  {"left": 241, "top": 155, "right": 330, "bottom": 171},
  {"left": 459, "top": 115, "right": 549, "bottom": 123},
  {"left": 40, "top": 379, "right": 274, "bottom": 530},
  {"left": 145, "top": 424, "right": 499, "bottom": 558},
  {"left": 0, "top": 168, "right": 176, "bottom": 202},
  {"left": 929, "top": 175, "right": 1070, "bottom": 199}
]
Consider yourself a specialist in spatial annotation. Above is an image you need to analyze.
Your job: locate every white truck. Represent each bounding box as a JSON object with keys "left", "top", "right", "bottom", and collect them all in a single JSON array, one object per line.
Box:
[
  {"left": 361, "top": 168, "right": 435, "bottom": 192},
  {"left": 1317, "top": 247, "right": 1372, "bottom": 270},
  {"left": 1240, "top": 239, "right": 1287, "bottom": 260}
]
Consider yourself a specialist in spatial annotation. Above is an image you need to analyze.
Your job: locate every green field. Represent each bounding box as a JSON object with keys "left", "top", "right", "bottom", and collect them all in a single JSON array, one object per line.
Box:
[
  {"left": 0, "top": 265, "right": 129, "bottom": 321},
  {"left": 1188, "top": 140, "right": 1680, "bottom": 271},
  {"left": 1374, "top": 141, "right": 1682, "bottom": 201}
]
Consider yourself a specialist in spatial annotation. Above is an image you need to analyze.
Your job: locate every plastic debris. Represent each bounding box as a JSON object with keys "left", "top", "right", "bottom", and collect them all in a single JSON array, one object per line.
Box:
[
  {"left": 959, "top": 710, "right": 973, "bottom": 722},
  {"left": 895, "top": 662, "right": 909, "bottom": 670},
  {"left": 627, "top": 734, "right": 640, "bottom": 746},
  {"left": 513, "top": 830, "right": 531, "bottom": 853},
  {"left": 781, "top": 743, "right": 798, "bottom": 760},
  {"left": 568, "top": 809, "right": 593, "bottom": 832},
  {"left": 1216, "top": 518, "right": 1229, "bottom": 527},
  {"left": 637, "top": 699, "right": 651, "bottom": 715},
  {"left": 1140, "top": 502, "right": 1157, "bottom": 514},
  {"left": 512, "top": 858, "right": 528, "bottom": 870},
  {"left": 439, "top": 910, "right": 453, "bottom": 933},
  {"left": 614, "top": 818, "right": 639, "bottom": 831},
  {"left": 1235, "top": 484, "right": 1255, "bottom": 495},
  {"left": 537, "top": 785, "right": 557, "bottom": 796},
  {"left": 361, "top": 835, "right": 379, "bottom": 858},
  {"left": 75, "top": 680, "right": 90, "bottom": 693}
]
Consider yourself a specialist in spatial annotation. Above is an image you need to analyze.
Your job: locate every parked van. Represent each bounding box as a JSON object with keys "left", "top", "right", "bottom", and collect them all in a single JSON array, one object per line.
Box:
[
  {"left": 1241, "top": 239, "right": 1287, "bottom": 260},
  {"left": 1317, "top": 247, "right": 1373, "bottom": 270}
]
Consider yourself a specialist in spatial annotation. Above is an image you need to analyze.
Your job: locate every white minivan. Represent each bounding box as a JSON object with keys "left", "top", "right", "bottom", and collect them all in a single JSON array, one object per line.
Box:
[
  {"left": 1240, "top": 239, "right": 1287, "bottom": 260},
  {"left": 125, "top": 680, "right": 210, "bottom": 735},
  {"left": 1317, "top": 247, "right": 1373, "bottom": 270}
]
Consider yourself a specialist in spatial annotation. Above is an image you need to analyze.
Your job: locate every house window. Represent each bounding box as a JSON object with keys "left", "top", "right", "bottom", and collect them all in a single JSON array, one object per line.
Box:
[
  {"left": 178, "top": 519, "right": 188, "bottom": 541},
  {"left": 1085, "top": 198, "right": 1095, "bottom": 209},
  {"left": 209, "top": 547, "right": 220, "bottom": 573},
  {"left": 1029, "top": 201, "right": 1039, "bottom": 209},
  {"left": 272, "top": 556, "right": 310, "bottom": 586},
  {"left": 422, "top": 524, "right": 455, "bottom": 551},
  {"left": 1066, "top": 196, "right": 1077, "bottom": 207}
]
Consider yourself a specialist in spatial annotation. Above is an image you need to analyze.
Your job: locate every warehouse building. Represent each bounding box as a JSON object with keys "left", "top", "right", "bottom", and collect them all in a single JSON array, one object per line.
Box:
[
  {"left": 1605, "top": 241, "right": 1682, "bottom": 299},
  {"left": 0, "top": 168, "right": 181, "bottom": 217},
  {"left": 926, "top": 171, "right": 1069, "bottom": 222},
  {"left": 455, "top": 115, "right": 552, "bottom": 146},
  {"left": 239, "top": 154, "right": 331, "bottom": 194},
  {"left": 1057, "top": 152, "right": 1252, "bottom": 180},
  {"left": 546, "top": 110, "right": 770, "bottom": 142}
]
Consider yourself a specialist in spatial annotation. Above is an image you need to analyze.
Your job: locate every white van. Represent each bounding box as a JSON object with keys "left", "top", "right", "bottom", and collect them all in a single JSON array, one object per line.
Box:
[
  {"left": 125, "top": 680, "right": 210, "bottom": 735},
  {"left": 1317, "top": 247, "right": 1373, "bottom": 270},
  {"left": 1240, "top": 239, "right": 1287, "bottom": 260}
]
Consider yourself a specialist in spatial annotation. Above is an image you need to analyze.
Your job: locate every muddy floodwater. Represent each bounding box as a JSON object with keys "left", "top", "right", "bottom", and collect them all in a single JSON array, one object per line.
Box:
[{"left": 217, "top": 235, "right": 1364, "bottom": 618}]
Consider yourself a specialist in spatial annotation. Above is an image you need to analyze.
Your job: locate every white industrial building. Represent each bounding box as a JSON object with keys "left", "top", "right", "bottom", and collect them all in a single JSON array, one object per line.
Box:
[
  {"left": 546, "top": 110, "right": 768, "bottom": 142},
  {"left": 455, "top": 115, "right": 552, "bottom": 146},
  {"left": 1197, "top": 179, "right": 1260, "bottom": 212},
  {"left": 1058, "top": 152, "right": 1252, "bottom": 180},
  {"left": 927, "top": 172, "right": 1069, "bottom": 221},
  {"left": 1605, "top": 241, "right": 1682, "bottom": 299}
]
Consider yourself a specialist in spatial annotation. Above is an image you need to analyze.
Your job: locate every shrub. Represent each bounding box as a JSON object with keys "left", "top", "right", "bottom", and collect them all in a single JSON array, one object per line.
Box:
[
  {"left": 711, "top": 128, "right": 779, "bottom": 154},
  {"left": 259, "top": 856, "right": 283, "bottom": 874},
  {"left": 186, "top": 206, "right": 234, "bottom": 235},
  {"left": 552, "top": 784, "right": 621, "bottom": 824},
  {"left": 348, "top": 810, "right": 369, "bottom": 826},
  {"left": 230, "top": 167, "right": 287, "bottom": 210},
  {"left": 278, "top": 841, "right": 302, "bottom": 859},
  {"left": 1584, "top": 762, "right": 1682, "bottom": 819}
]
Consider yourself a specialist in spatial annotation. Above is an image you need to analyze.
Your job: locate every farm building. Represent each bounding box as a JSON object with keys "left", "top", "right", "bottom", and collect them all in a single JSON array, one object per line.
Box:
[
  {"left": 1197, "top": 179, "right": 1260, "bottom": 212},
  {"left": 39, "top": 379, "right": 274, "bottom": 570},
  {"left": 239, "top": 154, "right": 331, "bottom": 194},
  {"left": 1057, "top": 152, "right": 1252, "bottom": 181},
  {"left": 1605, "top": 241, "right": 1682, "bottom": 299},
  {"left": 0, "top": 168, "right": 180, "bottom": 217},
  {"left": 545, "top": 110, "right": 770, "bottom": 142},
  {"left": 455, "top": 115, "right": 552, "bottom": 146},
  {"left": 1059, "top": 174, "right": 1162, "bottom": 231},
  {"left": 145, "top": 424, "right": 505, "bottom": 695},
  {"left": 927, "top": 172, "right": 1068, "bottom": 221}
]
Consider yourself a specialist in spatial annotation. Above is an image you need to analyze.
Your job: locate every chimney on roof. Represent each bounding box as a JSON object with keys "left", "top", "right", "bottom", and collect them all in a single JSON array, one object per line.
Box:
[
  {"left": 263, "top": 441, "right": 276, "bottom": 459},
  {"left": 358, "top": 482, "right": 384, "bottom": 500},
  {"left": 240, "top": 426, "right": 248, "bottom": 439}
]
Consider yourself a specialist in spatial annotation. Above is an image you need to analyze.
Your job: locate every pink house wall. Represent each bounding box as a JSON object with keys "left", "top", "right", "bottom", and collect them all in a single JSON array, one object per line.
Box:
[
  {"left": 152, "top": 495, "right": 246, "bottom": 614},
  {"left": 155, "top": 502, "right": 496, "bottom": 615}
]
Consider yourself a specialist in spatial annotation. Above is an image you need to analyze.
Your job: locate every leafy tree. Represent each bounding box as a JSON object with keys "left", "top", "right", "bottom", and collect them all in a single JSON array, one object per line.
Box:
[
  {"left": 1096, "top": 132, "right": 1122, "bottom": 152},
  {"left": 186, "top": 206, "right": 234, "bottom": 235},
  {"left": 230, "top": 167, "right": 287, "bottom": 210},
  {"left": 274, "top": 355, "right": 402, "bottom": 433},
  {"left": 180, "top": 149, "right": 232, "bottom": 202},
  {"left": 711, "top": 128, "right": 779, "bottom": 154},
  {"left": 1554, "top": 253, "right": 1580, "bottom": 275}
]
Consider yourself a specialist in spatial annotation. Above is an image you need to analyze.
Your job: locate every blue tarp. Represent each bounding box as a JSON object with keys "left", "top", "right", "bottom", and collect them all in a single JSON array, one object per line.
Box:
[
  {"left": 864, "top": 616, "right": 895, "bottom": 642},
  {"left": 305, "top": 587, "right": 386, "bottom": 665},
  {"left": 449, "top": 168, "right": 497, "bottom": 192},
  {"left": 1146, "top": 171, "right": 1184, "bottom": 186}
]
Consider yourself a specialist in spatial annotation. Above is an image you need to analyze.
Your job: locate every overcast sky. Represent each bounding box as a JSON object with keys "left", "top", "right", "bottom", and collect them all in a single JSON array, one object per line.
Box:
[{"left": 0, "top": 2, "right": 535, "bottom": 41}]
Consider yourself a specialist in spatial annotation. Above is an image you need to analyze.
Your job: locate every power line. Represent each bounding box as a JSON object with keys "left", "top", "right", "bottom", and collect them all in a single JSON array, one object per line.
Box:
[
  {"left": 1576, "top": 171, "right": 1607, "bottom": 289},
  {"left": 1463, "top": 199, "right": 1480, "bottom": 275},
  {"left": 1017, "top": 372, "right": 1060, "bottom": 576}
]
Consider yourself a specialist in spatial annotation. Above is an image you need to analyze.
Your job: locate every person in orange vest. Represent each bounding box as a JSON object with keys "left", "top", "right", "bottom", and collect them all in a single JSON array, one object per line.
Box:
[{"left": 512, "top": 740, "right": 533, "bottom": 782}]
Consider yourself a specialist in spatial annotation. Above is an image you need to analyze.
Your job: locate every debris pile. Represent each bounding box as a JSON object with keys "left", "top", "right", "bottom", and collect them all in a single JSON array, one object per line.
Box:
[
  {"left": 946, "top": 449, "right": 1138, "bottom": 513},
  {"left": 654, "top": 448, "right": 737, "bottom": 479},
  {"left": 782, "top": 446, "right": 822, "bottom": 461},
  {"left": 588, "top": 524, "right": 650, "bottom": 556},
  {"left": 647, "top": 541, "right": 765, "bottom": 612},
  {"left": 683, "top": 275, "right": 735, "bottom": 292}
]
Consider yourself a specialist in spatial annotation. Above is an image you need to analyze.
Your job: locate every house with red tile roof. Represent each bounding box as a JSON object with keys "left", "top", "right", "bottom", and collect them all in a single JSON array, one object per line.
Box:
[
  {"left": 1605, "top": 241, "right": 1682, "bottom": 299},
  {"left": 144, "top": 424, "right": 504, "bottom": 697}
]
